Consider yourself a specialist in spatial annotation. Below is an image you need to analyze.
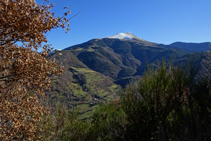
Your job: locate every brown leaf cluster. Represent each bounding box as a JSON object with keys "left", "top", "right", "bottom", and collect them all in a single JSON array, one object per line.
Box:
[{"left": 0, "top": 0, "right": 71, "bottom": 140}]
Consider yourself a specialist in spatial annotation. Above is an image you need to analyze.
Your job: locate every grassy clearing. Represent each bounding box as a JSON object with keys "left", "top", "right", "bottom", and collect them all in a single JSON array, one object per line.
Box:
[
  {"left": 77, "top": 104, "right": 100, "bottom": 120},
  {"left": 71, "top": 83, "right": 87, "bottom": 98},
  {"left": 87, "top": 47, "right": 95, "bottom": 52},
  {"left": 103, "top": 94, "right": 115, "bottom": 101},
  {"left": 71, "top": 67, "right": 104, "bottom": 82},
  {"left": 108, "top": 84, "right": 119, "bottom": 91},
  {"left": 71, "top": 67, "right": 95, "bottom": 73},
  {"left": 64, "top": 67, "right": 120, "bottom": 120},
  {"left": 86, "top": 73, "right": 102, "bottom": 83},
  {"left": 75, "top": 48, "right": 83, "bottom": 51},
  {"left": 76, "top": 104, "right": 91, "bottom": 113},
  {"left": 98, "top": 90, "right": 108, "bottom": 97}
]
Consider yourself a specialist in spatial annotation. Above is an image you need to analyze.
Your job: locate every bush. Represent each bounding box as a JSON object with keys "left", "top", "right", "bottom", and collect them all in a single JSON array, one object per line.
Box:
[
  {"left": 120, "top": 59, "right": 211, "bottom": 140},
  {"left": 40, "top": 59, "right": 211, "bottom": 140},
  {"left": 86, "top": 101, "right": 127, "bottom": 141},
  {"left": 37, "top": 104, "right": 90, "bottom": 141}
]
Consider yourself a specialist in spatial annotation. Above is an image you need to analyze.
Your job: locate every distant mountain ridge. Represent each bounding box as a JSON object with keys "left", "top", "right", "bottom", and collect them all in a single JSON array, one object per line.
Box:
[
  {"left": 170, "top": 42, "right": 211, "bottom": 52},
  {"left": 64, "top": 32, "right": 211, "bottom": 53},
  {"left": 47, "top": 32, "right": 209, "bottom": 119},
  {"left": 58, "top": 32, "right": 210, "bottom": 82}
]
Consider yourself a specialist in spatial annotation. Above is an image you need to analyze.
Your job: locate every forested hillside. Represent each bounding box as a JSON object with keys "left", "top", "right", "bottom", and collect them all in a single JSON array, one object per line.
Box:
[
  {"left": 46, "top": 35, "right": 208, "bottom": 120},
  {"left": 1, "top": 0, "right": 211, "bottom": 140},
  {"left": 39, "top": 59, "right": 211, "bottom": 140}
]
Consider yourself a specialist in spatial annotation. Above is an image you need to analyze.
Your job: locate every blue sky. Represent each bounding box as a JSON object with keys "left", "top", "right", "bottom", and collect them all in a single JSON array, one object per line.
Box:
[{"left": 36, "top": 0, "right": 211, "bottom": 50}]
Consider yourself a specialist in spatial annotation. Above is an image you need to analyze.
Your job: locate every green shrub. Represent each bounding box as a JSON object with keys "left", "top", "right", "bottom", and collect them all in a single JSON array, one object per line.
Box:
[
  {"left": 86, "top": 101, "right": 127, "bottom": 141},
  {"left": 38, "top": 58, "right": 211, "bottom": 140},
  {"left": 120, "top": 59, "right": 211, "bottom": 140}
]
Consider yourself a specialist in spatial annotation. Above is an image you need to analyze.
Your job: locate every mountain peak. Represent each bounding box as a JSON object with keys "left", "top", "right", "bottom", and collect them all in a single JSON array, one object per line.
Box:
[{"left": 106, "top": 32, "right": 143, "bottom": 40}]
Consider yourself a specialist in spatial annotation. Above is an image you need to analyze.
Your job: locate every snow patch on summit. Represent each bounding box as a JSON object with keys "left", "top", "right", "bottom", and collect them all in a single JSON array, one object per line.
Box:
[
  {"left": 106, "top": 32, "right": 143, "bottom": 40},
  {"left": 108, "top": 33, "right": 134, "bottom": 39}
]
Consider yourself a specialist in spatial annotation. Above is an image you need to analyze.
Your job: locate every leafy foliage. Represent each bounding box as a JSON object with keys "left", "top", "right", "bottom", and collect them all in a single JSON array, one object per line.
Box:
[
  {"left": 0, "top": 0, "right": 71, "bottom": 139},
  {"left": 36, "top": 104, "right": 89, "bottom": 141},
  {"left": 119, "top": 59, "right": 211, "bottom": 140},
  {"left": 86, "top": 101, "right": 126, "bottom": 141},
  {"left": 46, "top": 59, "right": 211, "bottom": 140}
]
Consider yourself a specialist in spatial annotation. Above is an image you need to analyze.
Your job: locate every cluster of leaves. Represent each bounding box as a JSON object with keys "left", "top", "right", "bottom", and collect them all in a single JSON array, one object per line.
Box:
[
  {"left": 0, "top": 0, "right": 71, "bottom": 140},
  {"left": 40, "top": 59, "right": 211, "bottom": 140}
]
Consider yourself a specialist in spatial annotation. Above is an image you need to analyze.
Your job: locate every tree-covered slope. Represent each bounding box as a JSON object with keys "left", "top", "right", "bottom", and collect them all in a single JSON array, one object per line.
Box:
[
  {"left": 46, "top": 51, "right": 121, "bottom": 120},
  {"left": 46, "top": 35, "right": 208, "bottom": 120},
  {"left": 64, "top": 38, "right": 187, "bottom": 78}
]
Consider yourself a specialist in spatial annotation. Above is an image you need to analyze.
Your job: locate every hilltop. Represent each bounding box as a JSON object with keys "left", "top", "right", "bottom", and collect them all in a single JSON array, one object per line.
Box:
[{"left": 46, "top": 32, "right": 209, "bottom": 119}]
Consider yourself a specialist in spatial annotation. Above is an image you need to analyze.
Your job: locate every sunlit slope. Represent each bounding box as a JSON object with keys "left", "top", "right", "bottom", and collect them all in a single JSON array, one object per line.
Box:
[{"left": 46, "top": 52, "right": 120, "bottom": 119}]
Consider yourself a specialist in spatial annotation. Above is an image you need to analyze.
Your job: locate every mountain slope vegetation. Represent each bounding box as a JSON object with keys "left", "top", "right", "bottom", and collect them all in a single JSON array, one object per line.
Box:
[{"left": 46, "top": 34, "right": 209, "bottom": 120}]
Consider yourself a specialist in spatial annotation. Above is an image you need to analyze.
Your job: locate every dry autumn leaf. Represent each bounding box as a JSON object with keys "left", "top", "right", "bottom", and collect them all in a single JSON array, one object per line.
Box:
[{"left": 0, "top": 0, "right": 71, "bottom": 140}]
